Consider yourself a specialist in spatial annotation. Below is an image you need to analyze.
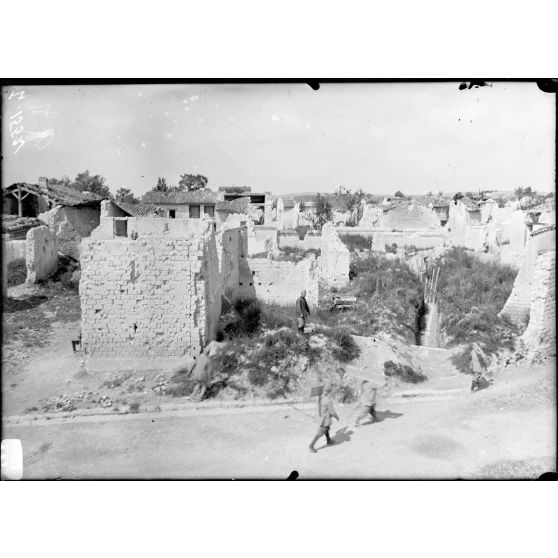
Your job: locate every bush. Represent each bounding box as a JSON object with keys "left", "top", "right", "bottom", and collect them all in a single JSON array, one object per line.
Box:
[
  {"left": 260, "top": 303, "right": 293, "bottom": 330},
  {"left": 385, "top": 243, "right": 398, "bottom": 254},
  {"left": 384, "top": 360, "right": 427, "bottom": 383},
  {"left": 275, "top": 246, "right": 320, "bottom": 262},
  {"left": 7, "top": 258, "right": 27, "bottom": 286},
  {"left": 327, "top": 328, "right": 361, "bottom": 362},
  {"left": 434, "top": 247, "right": 518, "bottom": 354},
  {"left": 219, "top": 298, "right": 262, "bottom": 339},
  {"left": 339, "top": 234, "right": 371, "bottom": 253}
]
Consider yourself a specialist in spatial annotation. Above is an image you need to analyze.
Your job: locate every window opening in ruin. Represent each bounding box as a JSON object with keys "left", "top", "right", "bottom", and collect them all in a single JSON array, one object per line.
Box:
[
  {"left": 252, "top": 271, "right": 256, "bottom": 276},
  {"left": 204, "top": 205, "right": 214, "bottom": 217},
  {"left": 169, "top": 209, "right": 176, "bottom": 219},
  {"left": 114, "top": 219, "right": 128, "bottom": 237},
  {"left": 189, "top": 205, "right": 201, "bottom": 218}
]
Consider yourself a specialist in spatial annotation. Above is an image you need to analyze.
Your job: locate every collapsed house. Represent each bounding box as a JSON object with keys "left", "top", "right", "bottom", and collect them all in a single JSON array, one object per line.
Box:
[
  {"left": 500, "top": 224, "right": 556, "bottom": 358},
  {"left": 2, "top": 178, "right": 105, "bottom": 261}
]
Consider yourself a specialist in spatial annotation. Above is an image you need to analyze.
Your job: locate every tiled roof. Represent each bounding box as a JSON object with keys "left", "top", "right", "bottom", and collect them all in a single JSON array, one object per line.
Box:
[
  {"left": 143, "top": 189, "right": 222, "bottom": 204},
  {"left": 530, "top": 224, "right": 556, "bottom": 237},
  {"left": 215, "top": 197, "right": 251, "bottom": 213},
  {"left": 115, "top": 202, "right": 161, "bottom": 217},
  {"left": 3, "top": 182, "right": 104, "bottom": 206},
  {"left": 1, "top": 215, "right": 44, "bottom": 234}
]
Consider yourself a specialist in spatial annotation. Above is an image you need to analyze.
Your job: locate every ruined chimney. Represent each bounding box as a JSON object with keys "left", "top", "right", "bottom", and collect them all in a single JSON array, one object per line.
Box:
[{"left": 38, "top": 176, "right": 49, "bottom": 193}]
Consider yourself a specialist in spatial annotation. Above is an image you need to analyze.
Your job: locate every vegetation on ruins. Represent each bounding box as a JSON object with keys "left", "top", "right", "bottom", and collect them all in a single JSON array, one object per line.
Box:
[
  {"left": 384, "top": 360, "right": 427, "bottom": 384},
  {"left": 339, "top": 234, "right": 371, "bottom": 252},
  {"left": 434, "top": 247, "right": 517, "bottom": 355},
  {"left": 318, "top": 252, "right": 424, "bottom": 342},
  {"left": 333, "top": 186, "right": 366, "bottom": 213},
  {"left": 205, "top": 298, "right": 362, "bottom": 400},
  {"left": 312, "top": 193, "right": 334, "bottom": 230},
  {"left": 7, "top": 258, "right": 27, "bottom": 286}
]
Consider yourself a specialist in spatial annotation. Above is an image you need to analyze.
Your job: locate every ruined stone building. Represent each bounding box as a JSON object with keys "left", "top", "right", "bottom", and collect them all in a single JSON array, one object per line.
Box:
[
  {"left": 79, "top": 205, "right": 350, "bottom": 370},
  {"left": 142, "top": 189, "right": 222, "bottom": 221},
  {"left": 80, "top": 206, "right": 244, "bottom": 370},
  {"left": 3, "top": 178, "right": 104, "bottom": 260},
  {"left": 500, "top": 224, "right": 556, "bottom": 358}
]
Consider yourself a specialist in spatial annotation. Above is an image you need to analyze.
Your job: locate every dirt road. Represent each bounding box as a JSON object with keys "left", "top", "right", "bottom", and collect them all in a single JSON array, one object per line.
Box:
[{"left": 4, "top": 359, "right": 555, "bottom": 479}]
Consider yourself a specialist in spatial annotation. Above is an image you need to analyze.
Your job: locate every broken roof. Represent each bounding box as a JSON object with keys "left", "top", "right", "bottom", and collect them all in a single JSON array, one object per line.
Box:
[
  {"left": 114, "top": 202, "right": 162, "bottom": 217},
  {"left": 143, "top": 190, "right": 222, "bottom": 204},
  {"left": 215, "top": 197, "right": 251, "bottom": 214},
  {"left": 3, "top": 182, "right": 104, "bottom": 207}
]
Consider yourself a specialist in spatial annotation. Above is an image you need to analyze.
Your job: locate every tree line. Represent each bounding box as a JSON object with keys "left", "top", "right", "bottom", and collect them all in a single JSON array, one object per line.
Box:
[{"left": 47, "top": 172, "right": 210, "bottom": 205}]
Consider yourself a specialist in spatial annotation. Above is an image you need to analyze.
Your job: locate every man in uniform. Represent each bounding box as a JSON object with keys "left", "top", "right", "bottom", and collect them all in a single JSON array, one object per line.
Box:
[
  {"left": 309, "top": 386, "right": 339, "bottom": 453},
  {"left": 295, "top": 289, "right": 311, "bottom": 333},
  {"left": 353, "top": 379, "right": 379, "bottom": 428}
]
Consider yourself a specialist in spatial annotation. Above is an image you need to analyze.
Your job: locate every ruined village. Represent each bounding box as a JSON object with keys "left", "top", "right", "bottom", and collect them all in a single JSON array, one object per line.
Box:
[{"left": 1, "top": 83, "right": 556, "bottom": 479}]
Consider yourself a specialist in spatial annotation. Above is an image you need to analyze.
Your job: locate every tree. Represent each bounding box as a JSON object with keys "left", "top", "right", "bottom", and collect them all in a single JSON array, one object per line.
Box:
[
  {"left": 514, "top": 186, "right": 533, "bottom": 200},
  {"left": 312, "top": 193, "right": 333, "bottom": 230},
  {"left": 115, "top": 188, "right": 139, "bottom": 204},
  {"left": 394, "top": 190, "right": 404, "bottom": 198},
  {"left": 437, "top": 190, "right": 443, "bottom": 197},
  {"left": 177, "top": 174, "right": 208, "bottom": 192},
  {"left": 426, "top": 191, "right": 433, "bottom": 197},
  {"left": 219, "top": 186, "right": 250, "bottom": 193},
  {"left": 154, "top": 177, "right": 169, "bottom": 192},
  {"left": 72, "top": 170, "right": 112, "bottom": 199},
  {"left": 334, "top": 186, "right": 366, "bottom": 212},
  {"left": 48, "top": 175, "right": 72, "bottom": 188}
]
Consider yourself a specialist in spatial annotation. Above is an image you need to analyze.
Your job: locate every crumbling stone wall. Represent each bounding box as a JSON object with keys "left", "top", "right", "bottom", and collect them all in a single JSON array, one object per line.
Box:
[
  {"left": 249, "top": 225, "right": 278, "bottom": 254},
  {"left": 372, "top": 231, "right": 446, "bottom": 252},
  {"left": 239, "top": 255, "right": 319, "bottom": 307},
  {"left": 3, "top": 238, "right": 26, "bottom": 265},
  {"left": 25, "top": 226, "right": 58, "bottom": 284},
  {"left": 520, "top": 250, "right": 556, "bottom": 357},
  {"left": 319, "top": 223, "right": 349, "bottom": 288},
  {"left": 358, "top": 204, "right": 382, "bottom": 228},
  {"left": 278, "top": 230, "right": 321, "bottom": 251},
  {"left": 380, "top": 202, "right": 440, "bottom": 229},
  {"left": 39, "top": 205, "right": 100, "bottom": 259},
  {"left": 80, "top": 215, "right": 242, "bottom": 369},
  {"left": 500, "top": 227, "right": 555, "bottom": 326}
]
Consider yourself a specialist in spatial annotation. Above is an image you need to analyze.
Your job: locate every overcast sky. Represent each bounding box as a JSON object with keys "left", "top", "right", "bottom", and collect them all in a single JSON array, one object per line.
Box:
[{"left": 2, "top": 82, "right": 555, "bottom": 197}]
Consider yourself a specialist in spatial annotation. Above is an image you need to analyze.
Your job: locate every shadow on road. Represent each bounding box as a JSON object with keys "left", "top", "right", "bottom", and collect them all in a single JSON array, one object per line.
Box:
[
  {"left": 329, "top": 426, "right": 354, "bottom": 447},
  {"left": 374, "top": 410, "right": 404, "bottom": 423}
]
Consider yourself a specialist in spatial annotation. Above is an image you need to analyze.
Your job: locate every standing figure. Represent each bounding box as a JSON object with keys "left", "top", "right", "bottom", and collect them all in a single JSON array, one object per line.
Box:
[
  {"left": 190, "top": 346, "right": 214, "bottom": 401},
  {"left": 295, "top": 289, "right": 311, "bottom": 333},
  {"left": 470, "top": 342, "right": 489, "bottom": 392},
  {"left": 353, "top": 380, "right": 378, "bottom": 428},
  {"left": 309, "top": 386, "right": 339, "bottom": 453}
]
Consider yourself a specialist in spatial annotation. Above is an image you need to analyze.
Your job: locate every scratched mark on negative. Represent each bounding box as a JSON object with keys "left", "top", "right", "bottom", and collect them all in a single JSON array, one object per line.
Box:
[{"left": 5, "top": 88, "right": 59, "bottom": 154}]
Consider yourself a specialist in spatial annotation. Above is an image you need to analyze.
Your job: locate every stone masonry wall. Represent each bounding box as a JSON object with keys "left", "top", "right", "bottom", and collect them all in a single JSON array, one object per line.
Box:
[
  {"left": 318, "top": 223, "right": 350, "bottom": 288},
  {"left": 521, "top": 250, "right": 556, "bottom": 356},
  {"left": 238, "top": 256, "right": 319, "bottom": 307},
  {"left": 80, "top": 235, "right": 208, "bottom": 362},
  {"left": 278, "top": 230, "right": 322, "bottom": 251},
  {"left": 500, "top": 227, "right": 555, "bottom": 326},
  {"left": 380, "top": 203, "right": 440, "bottom": 229},
  {"left": 372, "top": 231, "right": 445, "bottom": 252},
  {"left": 39, "top": 205, "right": 100, "bottom": 260},
  {"left": 3, "top": 238, "right": 26, "bottom": 265},
  {"left": 25, "top": 225, "right": 58, "bottom": 284}
]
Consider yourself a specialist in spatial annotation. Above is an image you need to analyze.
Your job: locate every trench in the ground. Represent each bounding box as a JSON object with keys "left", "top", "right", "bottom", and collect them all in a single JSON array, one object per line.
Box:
[{"left": 415, "top": 299, "right": 442, "bottom": 348}]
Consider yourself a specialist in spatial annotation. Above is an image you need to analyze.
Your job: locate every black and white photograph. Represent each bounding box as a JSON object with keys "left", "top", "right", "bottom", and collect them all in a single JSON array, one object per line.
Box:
[{"left": 1, "top": 80, "right": 555, "bottom": 480}]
